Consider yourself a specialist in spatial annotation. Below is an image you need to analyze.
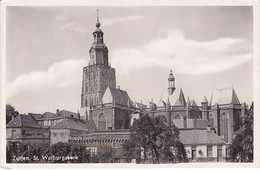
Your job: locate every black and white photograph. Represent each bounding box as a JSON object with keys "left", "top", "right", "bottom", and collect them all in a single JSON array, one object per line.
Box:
[{"left": 1, "top": 0, "right": 258, "bottom": 167}]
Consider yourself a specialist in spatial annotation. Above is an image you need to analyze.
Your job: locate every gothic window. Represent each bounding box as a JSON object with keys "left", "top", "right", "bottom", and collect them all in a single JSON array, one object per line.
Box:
[
  {"left": 95, "top": 95, "right": 98, "bottom": 104},
  {"left": 221, "top": 113, "right": 228, "bottom": 142},
  {"left": 90, "top": 84, "right": 94, "bottom": 93},
  {"left": 209, "top": 114, "right": 214, "bottom": 127},
  {"left": 90, "top": 96, "right": 94, "bottom": 106},
  {"left": 98, "top": 113, "right": 106, "bottom": 130},
  {"left": 86, "top": 86, "right": 88, "bottom": 93},
  {"left": 85, "top": 97, "right": 88, "bottom": 107}
]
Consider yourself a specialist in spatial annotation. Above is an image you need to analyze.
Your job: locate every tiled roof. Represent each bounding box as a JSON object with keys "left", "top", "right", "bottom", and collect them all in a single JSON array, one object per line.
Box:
[
  {"left": 179, "top": 129, "right": 225, "bottom": 145},
  {"left": 32, "top": 110, "right": 78, "bottom": 120},
  {"left": 86, "top": 120, "right": 97, "bottom": 130},
  {"left": 6, "top": 114, "right": 41, "bottom": 128},
  {"left": 28, "top": 113, "right": 42, "bottom": 119},
  {"left": 42, "top": 112, "right": 56, "bottom": 118},
  {"left": 210, "top": 87, "right": 240, "bottom": 106},
  {"left": 106, "top": 87, "right": 134, "bottom": 107},
  {"left": 59, "top": 110, "right": 79, "bottom": 118},
  {"left": 52, "top": 118, "right": 88, "bottom": 131},
  {"left": 173, "top": 119, "right": 210, "bottom": 129}
]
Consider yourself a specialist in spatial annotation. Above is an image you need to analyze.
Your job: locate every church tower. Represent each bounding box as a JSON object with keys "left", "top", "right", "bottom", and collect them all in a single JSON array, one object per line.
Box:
[
  {"left": 168, "top": 69, "right": 175, "bottom": 96},
  {"left": 81, "top": 11, "right": 116, "bottom": 108}
]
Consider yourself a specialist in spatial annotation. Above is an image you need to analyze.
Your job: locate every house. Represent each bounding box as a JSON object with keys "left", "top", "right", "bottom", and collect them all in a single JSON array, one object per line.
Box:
[
  {"left": 179, "top": 127, "right": 226, "bottom": 162},
  {"left": 29, "top": 109, "right": 80, "bottom": 128},
  {"left": 50, "top": 117, "right": 89, "bottom": 145},
  {"left": 6, "top": 114, "right": 50, "bottom": 155}
]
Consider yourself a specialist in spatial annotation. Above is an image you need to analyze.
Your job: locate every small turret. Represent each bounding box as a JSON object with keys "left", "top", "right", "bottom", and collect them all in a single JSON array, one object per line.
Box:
[
  {"left": 166, "top": 97, "right": 171, "bottom": 126},
  {"left": 168, "top": 69, "right": 176, "bottom": 95},
  {"left": 201, "top": 96, "right": 209, "bottom": 120}
]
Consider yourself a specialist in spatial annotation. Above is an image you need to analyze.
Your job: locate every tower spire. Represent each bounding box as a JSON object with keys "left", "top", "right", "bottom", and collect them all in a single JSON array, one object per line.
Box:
[
  {"left": 96, "top": 9, "right": 101, "bottom": 28},
  {"left": 97, "top": 9, "right": 99, "bottom": 23}
]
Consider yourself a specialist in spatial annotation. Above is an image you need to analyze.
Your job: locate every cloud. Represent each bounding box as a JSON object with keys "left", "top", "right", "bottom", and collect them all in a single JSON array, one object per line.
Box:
[
  {"left": 7, "top": 59, "right": 86, "bottom": 97},
  {"left": 103, "top": 15, "right": 143, "bottom": 25},
  {"left": 111, "top": 30, "right": 252, "bottom": 75}
]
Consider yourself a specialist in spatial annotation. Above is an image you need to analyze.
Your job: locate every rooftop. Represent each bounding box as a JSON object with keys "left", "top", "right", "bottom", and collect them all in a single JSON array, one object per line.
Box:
[
  {"left": 52, "top": 117, "right": 88, "bottom": 132},
  {"left": 6, "top": 114, "right": 41, "bottom": 128},
  {"left": 210, "top": 87, "right": 240, "bottom": 106},
  {"left": 179, "top": 129, "right": 225, "bottom": 145}
]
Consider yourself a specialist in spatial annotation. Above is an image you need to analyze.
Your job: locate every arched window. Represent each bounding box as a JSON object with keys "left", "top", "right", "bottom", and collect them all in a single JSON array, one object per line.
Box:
[
  {"left": 95, "top": 95, "right": 98, "bottom": 105},
  {"left": 98, "top": 113, "right": 106, "bottom": 130},
  {"left": 85, "top": 97, "right": 88, "bottom": 107},
  {"left": 90, "top": 96, "right": 94, "bottom": 106},
  {"left": 209, "top": 114, "right": 214, "bottom": 127},
  {"left": 221, "top": 113, "right": 228, "bottom": 142}
]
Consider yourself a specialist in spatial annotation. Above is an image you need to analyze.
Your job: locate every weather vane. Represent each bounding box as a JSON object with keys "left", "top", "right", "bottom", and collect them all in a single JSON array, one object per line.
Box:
[{"left": 97, "top": 9, "right": 99, "bottom": 22}]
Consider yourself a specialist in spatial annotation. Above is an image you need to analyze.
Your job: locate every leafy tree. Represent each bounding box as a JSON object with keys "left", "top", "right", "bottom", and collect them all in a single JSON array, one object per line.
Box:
[
  {"left": 123, "top": 114, "right": 187, "bottom": 164},
  {"left": 6, "top": 104, "right": 19, "bottom": 124},
  {"left": 229, "top": 102, "right": 253, "bottom": 162}
]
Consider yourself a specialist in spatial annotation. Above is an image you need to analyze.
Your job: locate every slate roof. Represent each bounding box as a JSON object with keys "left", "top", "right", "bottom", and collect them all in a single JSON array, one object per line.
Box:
[
  {"left": 107, "top": 87, "right": 134, "bottom": 107},
  {"left": 210, "top": 87, "right": 240, "bottom": 106},
  {"left": 6, "top": 114, "right": 41, "bottom": 128},
  {"left": 174, "top": 88, "right": 186, "bottom": 106},
  {"left": 168, "top": 88, "right": 186, "bottom": 107},
  {"left": 173, "top": 119, "right": 210, "bottom": 129},
  {"left": 52, "top": 118, "right": 88, "bottom": 131},
  {"left": 179, "top": 129, "right": 225, "bottom": 145},
  {"left": 190, "top": 99, "right": 198, "bottom": 107}
]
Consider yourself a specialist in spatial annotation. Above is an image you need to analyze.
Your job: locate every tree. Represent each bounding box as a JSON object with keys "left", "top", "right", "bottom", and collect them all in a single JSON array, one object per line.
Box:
[
  {"left": 98, "top": 150, "right": 114, "bottom": 163},
  {"left": 123, "top": 114, "right": 187, "bottom": 164},
  {"left": 42, "top": 142, "right": 91, "bottom": 163},
  {"left": 229, "top": 102, "right": 253, "bottom": 162},
  {"left": 6, "top": 104, "right": 19, "bottom": 124}
]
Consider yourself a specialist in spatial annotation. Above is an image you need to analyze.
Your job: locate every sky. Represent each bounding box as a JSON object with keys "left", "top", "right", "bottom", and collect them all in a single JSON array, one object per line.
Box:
[{"left": 6, "top": 6, "right": 253, "bottom": 114}]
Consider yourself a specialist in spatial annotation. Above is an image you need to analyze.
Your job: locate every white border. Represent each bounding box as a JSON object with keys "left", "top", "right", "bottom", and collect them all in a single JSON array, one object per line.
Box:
[{"left": 0, "top": 0, "right": 259, "bottom": 169}]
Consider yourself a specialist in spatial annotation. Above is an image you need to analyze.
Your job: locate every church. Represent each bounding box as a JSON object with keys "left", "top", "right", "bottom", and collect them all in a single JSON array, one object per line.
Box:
[
  {"left": 79, "top": 14, "right": 246, "bottom": 145},
  {"left": 79, "top": 15, "right": 138, "bottom": 131},
  {"left": 6, "top": 12, "right": 247, "bottom": 163}
]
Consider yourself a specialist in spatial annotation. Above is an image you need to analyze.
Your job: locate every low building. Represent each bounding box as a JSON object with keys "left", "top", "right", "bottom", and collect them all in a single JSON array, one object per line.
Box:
[
  {"left": 6, "top": 114, "right": 50, "bottom": 155},
  {"left": 50, "top": 117, "right": 89, "bottom": 145},
  {"left": 179, "top": 128, "right": 226, "bottom": 162}
]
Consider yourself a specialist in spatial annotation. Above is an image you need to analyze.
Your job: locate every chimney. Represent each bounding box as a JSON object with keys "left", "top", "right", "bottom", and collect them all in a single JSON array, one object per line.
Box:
[
  {"left": 207, "top": 124, "right": 211, "bottom": 132},
  {"left": 56, "top": 109, "right": 59, "bottom": 114},
  {"left": 70, "top": 115, "right": 73, "bottom": 118},
  {"left": 183, "top": 116, "right": 187, "bottom": 129},
  {"left": 117, "top": 86, "right": 120, "bottom": 90}
]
